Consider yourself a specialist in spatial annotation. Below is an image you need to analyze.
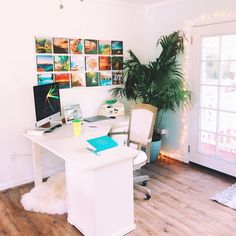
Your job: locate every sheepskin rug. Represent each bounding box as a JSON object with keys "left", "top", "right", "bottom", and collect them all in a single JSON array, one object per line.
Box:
[{"left": 21, "top": 172, "right": 67, "bottom": 215}]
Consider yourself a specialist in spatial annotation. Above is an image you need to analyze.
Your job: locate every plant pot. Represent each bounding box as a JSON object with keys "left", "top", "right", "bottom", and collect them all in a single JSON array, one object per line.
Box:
[{"left": 150, "top": 139, "right": 162, "bottom": 162}]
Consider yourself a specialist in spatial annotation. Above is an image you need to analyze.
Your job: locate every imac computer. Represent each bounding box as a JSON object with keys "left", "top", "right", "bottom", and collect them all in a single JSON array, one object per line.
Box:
[{"left": 33, "top": 82, "right": 62, "bottom": 132}]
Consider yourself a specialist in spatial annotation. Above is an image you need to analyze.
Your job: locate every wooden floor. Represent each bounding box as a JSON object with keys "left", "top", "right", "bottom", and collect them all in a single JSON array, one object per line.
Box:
[{"left": 1, "top": 156, "right": 236, "bottom": 236}]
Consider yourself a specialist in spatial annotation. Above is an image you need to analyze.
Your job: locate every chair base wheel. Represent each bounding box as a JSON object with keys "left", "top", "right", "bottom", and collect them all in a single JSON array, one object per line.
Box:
[{"left": 145, "top": 194, "right": 151, "bottom": 200}]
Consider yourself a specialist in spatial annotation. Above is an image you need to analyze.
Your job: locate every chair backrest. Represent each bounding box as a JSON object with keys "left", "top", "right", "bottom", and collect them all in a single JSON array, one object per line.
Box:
[{"left": 128, "top": 104, "right": 157, "bottom": 146}]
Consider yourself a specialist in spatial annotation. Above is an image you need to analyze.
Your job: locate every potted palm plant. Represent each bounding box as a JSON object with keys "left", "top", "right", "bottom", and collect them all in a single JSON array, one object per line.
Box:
[{"left": 111, "top": 31, "right": 192, "bottom": 162}]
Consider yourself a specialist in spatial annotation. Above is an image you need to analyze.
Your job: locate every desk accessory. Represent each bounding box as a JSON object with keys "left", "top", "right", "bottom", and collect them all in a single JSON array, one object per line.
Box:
[
  {"left": 27, "top": 123, "right": 62, "bottom": 136},
  {"left": 98, "top": 100, "right": 124, "bottom": 117},
  {"left": 86, "top": 135, "right": 118, "bottom": 153},
  {"left": 63, "top": 104, "right": 82, "bottom": 124},
  {"left": 72, "top": 119, "right": 81, "bottom": 137},
  {"left": 84, "top": 115, "right": 110, "bottom": 123}
]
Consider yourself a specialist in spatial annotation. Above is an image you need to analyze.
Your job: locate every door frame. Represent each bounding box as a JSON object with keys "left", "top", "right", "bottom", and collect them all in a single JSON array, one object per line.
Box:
[{"left": 184, "top": 14, "right": 236, "bottom": 176}]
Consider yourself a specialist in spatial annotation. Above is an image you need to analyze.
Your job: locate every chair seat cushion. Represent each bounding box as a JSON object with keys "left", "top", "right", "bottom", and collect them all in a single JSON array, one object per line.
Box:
[{"left": 133, "top": 151, "right": 147, "bottom": 170}]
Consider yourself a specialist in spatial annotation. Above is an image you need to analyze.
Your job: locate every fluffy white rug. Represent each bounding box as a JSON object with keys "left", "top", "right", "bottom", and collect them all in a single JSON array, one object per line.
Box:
[
  {"left": 21, "top": 172, "right": 67, "bottom": 215},
  {"left": 211, "top": 183, "right": 236, "bottom": 210}
]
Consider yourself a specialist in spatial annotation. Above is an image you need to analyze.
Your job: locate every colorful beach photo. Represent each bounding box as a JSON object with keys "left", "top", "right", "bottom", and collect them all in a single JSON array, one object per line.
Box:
[
  {"left": 99, "top": 71, "right": 112, "bottom": 86},
  {"left": 70, "top": 39, "right": 84, "bottom": 54},
  {"left": 86, "top": 72, "right": 99, "bottom": 87},
  {"left": 53, "top": 37, "right": 69, "bottom": 53},
  {"left": 55, "top": 73, "right": 70, "bottom": 89},
  {"left": 98, "top": 40, "right": 111, "bottom": 55},
  {"left": 99, "top": 56, "right": 111, "bottom": 70},
  {"left": 71, "top": 72, "right": 86, "bottom": 87},
  {"left": 35, "top": 37, "right": 52, "bottom": 53},
  {"left": 112, "top": 56, "right": 123, "bottom": 70},
  {"left": 111, "top": 41, "right": 123, "bottom": 55},
  {"left": 54, "top": 56, "right": 70, "bottom": 71},
  {"left": 112, "top": 71, "right": 124, "bottom": 85},
  {"left": 70, "top": 55, "right": 85, "bottom": 71},
  {"left": 37, "top": 73, "right": 54, "bottom": 85},
  {"left": 36, "top": 55, "right": 53, "bottom": 72},
  {"left": 84, "top": 39, "right": 98, "bottom": 54},
  {"left": 86, "top": 56, "right": 98, "bottom": 71}
]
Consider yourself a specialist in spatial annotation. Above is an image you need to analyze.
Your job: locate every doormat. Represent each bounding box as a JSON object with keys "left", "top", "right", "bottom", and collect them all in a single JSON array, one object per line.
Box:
[
  {"left": 211, "top": 183, "right": 236, "bottom": 210},
  {"left": 21, "top": 172, "right": 67, "bottom": 215}
]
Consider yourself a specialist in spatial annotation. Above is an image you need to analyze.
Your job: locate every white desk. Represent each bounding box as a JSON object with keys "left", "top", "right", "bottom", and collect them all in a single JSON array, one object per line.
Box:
[{"left": 24, "top": 116, "right": 139, "bottom": 236}]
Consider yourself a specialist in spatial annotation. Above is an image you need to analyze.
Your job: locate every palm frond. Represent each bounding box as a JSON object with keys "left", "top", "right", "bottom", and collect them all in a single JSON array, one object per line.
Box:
[{"left": 110, "top": 31, "right": 192, "bottom": 130}]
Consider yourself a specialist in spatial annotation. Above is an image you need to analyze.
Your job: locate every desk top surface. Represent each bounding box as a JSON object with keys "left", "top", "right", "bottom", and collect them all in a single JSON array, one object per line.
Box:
[{"left": 24, "top": 116, "right": 139, "bottom": 170}]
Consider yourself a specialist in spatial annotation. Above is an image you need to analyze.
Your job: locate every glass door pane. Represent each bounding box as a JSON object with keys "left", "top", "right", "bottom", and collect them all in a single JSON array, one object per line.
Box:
[
  {"left": 198, "top": 35, "right": 236, "bottom": 162},
  {"left": 221, "top": 35, "right": 236, "bottom": 60}
]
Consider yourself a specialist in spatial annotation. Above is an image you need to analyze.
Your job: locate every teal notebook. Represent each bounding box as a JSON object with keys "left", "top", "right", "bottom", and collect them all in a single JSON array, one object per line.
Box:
[{"left": 86, "top": 135, "right": 118, "bottom": 153}]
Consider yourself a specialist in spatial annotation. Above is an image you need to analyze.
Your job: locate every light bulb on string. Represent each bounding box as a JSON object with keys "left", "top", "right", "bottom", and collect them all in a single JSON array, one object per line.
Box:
[
  {"left": 59, "top": 0, "right": 64, "bottom": 9},
  {"left": 59, "top": 0, "right": 84, "bottom": 9}
]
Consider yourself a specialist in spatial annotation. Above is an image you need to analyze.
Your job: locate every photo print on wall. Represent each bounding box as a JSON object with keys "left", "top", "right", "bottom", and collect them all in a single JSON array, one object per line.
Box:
[
  {"left": 70, "top": 39, "right": 84, "bottom": 54},
  {"left": 55, "top": 73, "right": 70, "bottom": 89},
  {"left": 37, "top": 73, "right": 54, "bottom": 85},
  {"left": 70, "top": 55, "right": 85, "bottom": 71},
  {"left": 35, "top": 37, "right": 52, "bottom": 53},
  {"left": 71, "top": 72, "right": 86, "bottom": 87},
  {"left": 86, "top": 56, "right": 98, "bottom": 71},
  {"left": 111, "top": 41, "right": 123, "bottom": 55},
  {"left": 86, "top": 72, "right": 99, "bottom": 87},
  {"left": 53, "top": 37, "right": 69, "bottom": 53},
  {"left": 112, "top": 71, "right": 124, "bottom": 85},
  {"left": 112, "top": 56, "right": 123, "bottom": 70},
  {"left": 36, "top": 55, "right": 53, "bottom": 72},
  {"left": 84, "top": 39, "right": 98, "bottom": 54},
  {"left": 54, "top": 56, "right": 70, "bottom": 71},
  {"left": 100, "top": 71, "right": 112, "bottom": 86},
  {"left": 99, "top": 56, "right": 111, "bottom": 70},
  {"left": 98, "top": 40, "right": 111, "bottom": 55},
  {"left": 35, "top": 36, "right": 123, "bottom": 89}
]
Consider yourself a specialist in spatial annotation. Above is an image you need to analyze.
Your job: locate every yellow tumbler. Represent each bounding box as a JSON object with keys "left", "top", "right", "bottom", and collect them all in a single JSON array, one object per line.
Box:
[{"left": 72, "top": 119, "right": 81, "bottom": 137}]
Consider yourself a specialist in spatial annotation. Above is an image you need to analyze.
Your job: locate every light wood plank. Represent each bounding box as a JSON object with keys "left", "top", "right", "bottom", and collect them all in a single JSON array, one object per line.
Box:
[{"left": 0, "top": 156, "right": 236, "bottom": 236}]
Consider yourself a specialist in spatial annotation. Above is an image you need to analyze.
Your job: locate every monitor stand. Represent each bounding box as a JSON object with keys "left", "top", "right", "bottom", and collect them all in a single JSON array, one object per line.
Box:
[{"left": 36, "top": 121, "right": 62, "bottom": 132}]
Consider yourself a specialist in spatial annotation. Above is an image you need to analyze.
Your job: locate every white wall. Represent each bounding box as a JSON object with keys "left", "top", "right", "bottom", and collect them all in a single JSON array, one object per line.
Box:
[
  {"left": 2, "top": 0, "right": 236, "bottom": 190},
  {"left": 0, "top": 0, "right": 148, "bottom": 190},
  {"left": 146, "top": 0, "right": 236, "bottom": 160},
  {"left": 147, "top": 0, "right": 236, "bottom": 60}
]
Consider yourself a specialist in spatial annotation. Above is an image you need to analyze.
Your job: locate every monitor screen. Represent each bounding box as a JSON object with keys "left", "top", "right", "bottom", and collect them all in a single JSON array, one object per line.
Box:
[{"left": 33, "top": 82, "right": 61, "bottom": 126}]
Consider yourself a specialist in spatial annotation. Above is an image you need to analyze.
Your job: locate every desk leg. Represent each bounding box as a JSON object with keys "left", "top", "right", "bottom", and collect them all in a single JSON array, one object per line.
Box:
[{"left": 32, "top": 142, "right": 43, "bottom": 186}]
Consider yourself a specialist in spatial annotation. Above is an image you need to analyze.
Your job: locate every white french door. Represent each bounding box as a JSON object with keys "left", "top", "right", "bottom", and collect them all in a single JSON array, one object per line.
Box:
[{"left": 189, "top": 21, "right": 236, "bottom": 176}]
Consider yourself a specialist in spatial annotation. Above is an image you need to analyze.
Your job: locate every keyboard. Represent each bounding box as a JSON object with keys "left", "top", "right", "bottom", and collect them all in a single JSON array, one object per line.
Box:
[{"left": 84, "top": 116, "right": 110, "bottom": 123}]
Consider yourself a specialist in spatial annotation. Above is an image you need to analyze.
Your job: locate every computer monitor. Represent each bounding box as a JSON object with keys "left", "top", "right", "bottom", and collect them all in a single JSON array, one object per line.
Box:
[{"left": 33, "top": 82, "right": 61, "bottom": 128}]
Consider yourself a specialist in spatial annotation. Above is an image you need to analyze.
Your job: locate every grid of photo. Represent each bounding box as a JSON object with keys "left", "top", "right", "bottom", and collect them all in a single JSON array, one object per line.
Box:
[{"left": 35, "top": 37, "right": 124, "bottom": 89}]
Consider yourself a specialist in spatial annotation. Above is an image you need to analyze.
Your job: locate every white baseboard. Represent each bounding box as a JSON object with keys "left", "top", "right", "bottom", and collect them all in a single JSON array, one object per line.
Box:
[
  {"left": 0, "top": 167, "right": 65, "bottom": 192},
  {"left": 160, "top": 151, "right": 187, "bottom": 163}
]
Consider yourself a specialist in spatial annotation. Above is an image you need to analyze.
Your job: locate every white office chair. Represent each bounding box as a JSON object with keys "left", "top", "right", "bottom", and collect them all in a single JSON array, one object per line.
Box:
[
  {"left": 110, "top": 103, "right": 157, "bottom": 200},
  {"left": 128, "top": 104, "right": 157, "bottom": 200}
]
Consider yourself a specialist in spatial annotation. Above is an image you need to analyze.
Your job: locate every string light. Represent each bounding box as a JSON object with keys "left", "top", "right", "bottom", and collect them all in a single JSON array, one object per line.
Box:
[
  {"left": 173, "top": 11, "right": 236, "bottom": 162},
  {"left": 59, "top": 0, "right": 64, "bottom": 9},
  {"left": 59, "top": 0, "right": 84, "bottom": 9},
  {"left": 160, "top": 11, "right": 236, "bottom": 161}
]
